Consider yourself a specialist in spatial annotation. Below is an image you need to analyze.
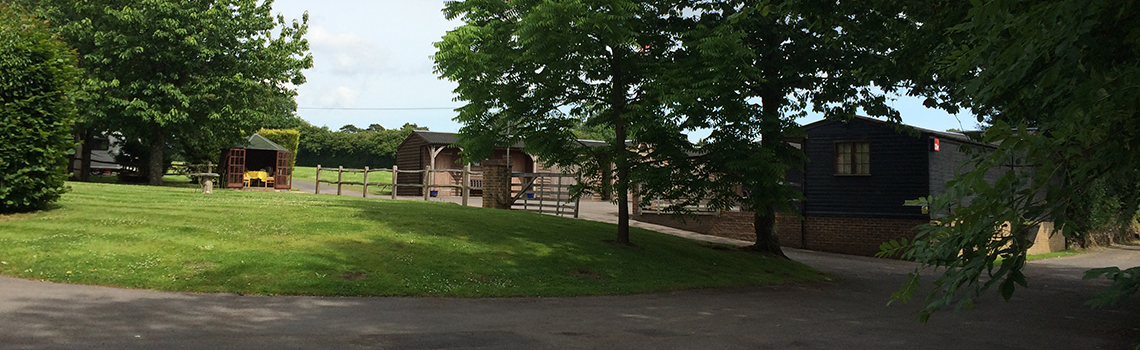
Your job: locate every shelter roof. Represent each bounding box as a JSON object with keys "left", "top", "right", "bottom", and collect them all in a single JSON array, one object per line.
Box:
[{"left": 234, "top": 133, "right": 289, "bottom": 151}]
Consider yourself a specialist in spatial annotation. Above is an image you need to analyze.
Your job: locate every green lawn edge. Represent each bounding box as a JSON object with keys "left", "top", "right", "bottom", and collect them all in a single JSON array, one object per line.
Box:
[{"left": 0, "top": 182, "right": 826, "bottom": 297}]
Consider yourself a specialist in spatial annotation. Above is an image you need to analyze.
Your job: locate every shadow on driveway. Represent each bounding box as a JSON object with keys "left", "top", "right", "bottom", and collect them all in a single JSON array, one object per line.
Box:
[{"left": 1, "top": 247, "right": 1137, "bottom": 349}]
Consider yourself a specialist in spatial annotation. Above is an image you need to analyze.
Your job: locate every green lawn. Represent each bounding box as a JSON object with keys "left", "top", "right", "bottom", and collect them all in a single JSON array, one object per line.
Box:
[
  {"left": 87, "top": 174, "right": 200, "bottom": 188},
  {"left": 995, "top": 249, "right": 1087, "bottom": 266},
  {"left": 0, "top": 182, "right": 824, "bottom": 296},
  {"left": 291, "top": 166, "right": 393, "bottom": 196}
]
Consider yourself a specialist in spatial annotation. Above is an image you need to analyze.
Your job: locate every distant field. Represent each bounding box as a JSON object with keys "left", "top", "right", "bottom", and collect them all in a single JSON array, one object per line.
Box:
[
  {"left": 291, "top": 166, "right": 393, "bottom": 196},
  {"left": 0, "top": 182, "right": 826, "bottom": 296}
]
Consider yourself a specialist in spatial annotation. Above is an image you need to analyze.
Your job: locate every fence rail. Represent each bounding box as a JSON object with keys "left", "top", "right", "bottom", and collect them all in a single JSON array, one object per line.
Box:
[
  {"left": 312, "top": 165, "right": 579, "bottom": 217},
  {"left": 314, "top": 164, "right": 484, "bottom": 206},
  {"left": 511, "top": 172, "right": 580, "bottom": 218}
]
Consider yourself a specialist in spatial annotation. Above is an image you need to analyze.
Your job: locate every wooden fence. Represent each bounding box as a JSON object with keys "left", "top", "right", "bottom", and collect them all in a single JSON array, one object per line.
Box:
[
  {"left": 314, "top": 165, "right": 485, "bottom": 206},
  {"left": 512, "top": 172, "right": 580, "bottom": 218},
  {"left": 313, "top": 165, "right": 580, "bottom": 218}
]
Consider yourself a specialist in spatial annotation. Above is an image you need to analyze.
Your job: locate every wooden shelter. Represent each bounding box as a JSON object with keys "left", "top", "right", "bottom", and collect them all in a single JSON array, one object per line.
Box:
[
  {"left": 220, "top": 134, "right": 293, "bottom": 189},
  {"left": 394, "top": 131, "right": 545, "bottom": 196}
]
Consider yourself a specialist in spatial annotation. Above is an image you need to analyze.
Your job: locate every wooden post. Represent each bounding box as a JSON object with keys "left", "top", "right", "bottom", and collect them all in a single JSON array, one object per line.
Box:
[
  {"left": 337, "top": 166, "right": 344, "bottom": 196},
  {"left": 423, "top": 166, "right": 432, "bottom": 201},
  {"left": 574, "top": 174, "right": 581, "bottom": 218},
  {"left": 557, "top": 175, "right": 563, "bottom": 216},
  {"left": 315, "top": 165, "right": 321, "bottom": 194},
  {"left": 462, "top": 164, "right": 470, "bottom": 206},
  {"left": 391, "top": 165, "right": 398, "bottom": 199},
  {"left": 362, "top": 166, "right": 370, "bottom": 198}
]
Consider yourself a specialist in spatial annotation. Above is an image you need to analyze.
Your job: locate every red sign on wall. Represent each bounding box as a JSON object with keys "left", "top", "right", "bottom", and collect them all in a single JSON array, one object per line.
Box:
[{"left": 933, "top": 138, "right": 941, "bottom": 152}]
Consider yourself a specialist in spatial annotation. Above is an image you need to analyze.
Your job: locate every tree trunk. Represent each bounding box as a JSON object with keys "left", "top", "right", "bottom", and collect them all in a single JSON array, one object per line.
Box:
[
  {"left": 79, "top": 128, "right": 92, "bottom": 182},
  {"left": 599, "top": 155, "right": 613, "bottom": 201},
  {"left": 148, "top": 122, "right": 165, "bottom": 186},
  {"left": 751, "top": 89, "right": 787, "bottom": 258},
  {"left": 751, "top": 205, "right": 788, "bottom": 258},
  {"left": 610, "top": 47, "right": 631, "bottom": 245}
]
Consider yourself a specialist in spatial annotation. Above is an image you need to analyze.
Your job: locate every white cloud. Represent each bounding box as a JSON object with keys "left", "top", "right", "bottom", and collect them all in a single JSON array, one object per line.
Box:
[
  {"left": 307, "top": 26, "right": 390, "bottom": 76},
  {"left": 318, "top": 86, "right": 359, "bottom": 107}
]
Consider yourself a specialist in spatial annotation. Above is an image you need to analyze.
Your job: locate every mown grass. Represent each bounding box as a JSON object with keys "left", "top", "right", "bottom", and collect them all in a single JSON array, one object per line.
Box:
[
  {"left": 0, "top": 182, "right": 825, "bottom": 296},
  {"left": 1027, "top": 249, "right": 1086, "bottom": 261},
  {"left": 291, "top": 166, "right": 393, "bottom": 196},
  {"left": 995, "top": 249, "right": 1088, "bottom": 266},
  {"left": 87, "top": 174, "right": 200, "bottom": 188}
]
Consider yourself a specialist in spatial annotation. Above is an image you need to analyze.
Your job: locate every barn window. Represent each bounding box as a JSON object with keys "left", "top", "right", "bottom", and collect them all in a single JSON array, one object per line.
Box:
[{"left": 835, "top": 142, "right": 870, "bottom": 175}]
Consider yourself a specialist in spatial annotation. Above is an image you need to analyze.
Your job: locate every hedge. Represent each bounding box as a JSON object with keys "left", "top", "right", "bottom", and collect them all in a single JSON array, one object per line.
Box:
[{"left": 0, "top": 6, "right": 80, "bottom": 213}]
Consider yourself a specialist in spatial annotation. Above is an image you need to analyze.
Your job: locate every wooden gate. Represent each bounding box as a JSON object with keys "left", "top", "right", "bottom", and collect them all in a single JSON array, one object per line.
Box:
[
  {"left": 275, "top": 151, "right": 292, "bottom": 189},
  {"left": 511, "top": 172, "right": 580, "bottom": 218},
  {"left": 225, "top": 148, "right": 246, "bottom": 188}
]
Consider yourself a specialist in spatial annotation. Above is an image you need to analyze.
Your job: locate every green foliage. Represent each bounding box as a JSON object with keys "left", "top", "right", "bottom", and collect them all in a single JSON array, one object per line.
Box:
[
  {"left": 296, "top": 122, "right": 426, "bottom": 169},
  {"left": 27, "top": 0, "right": 313, "bottom": 184},
  {"left": 0, "top": 182, "right": 825, "bottom": 296},
  {"left": 0, "top": 5, "right": 79, "bottom": 213},
  {"left": 889, "top": 0, "right": 1140, "bottom": 320},
  {"left": 257, "top": 128, "right": 300, "bottom": 164}
]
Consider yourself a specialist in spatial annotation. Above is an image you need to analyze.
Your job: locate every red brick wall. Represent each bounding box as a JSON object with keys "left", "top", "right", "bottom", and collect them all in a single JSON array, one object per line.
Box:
[
  {"left": 632, "top": 211, "right": 803, "bottom": 247},
  {"left": 802, "top": 216, "right": 929, "bottom": 256},
  {"left": 633, "top": 211, "right": 926, "bottom": 257}
]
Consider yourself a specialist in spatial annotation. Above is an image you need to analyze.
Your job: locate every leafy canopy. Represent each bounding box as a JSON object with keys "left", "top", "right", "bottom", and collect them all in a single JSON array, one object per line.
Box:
[
  {"left": 883, "top": 0, "right": 1140, "bottom": 321},
  {"left": 30, "top": 0, "right": 312, "bottom": 184}
]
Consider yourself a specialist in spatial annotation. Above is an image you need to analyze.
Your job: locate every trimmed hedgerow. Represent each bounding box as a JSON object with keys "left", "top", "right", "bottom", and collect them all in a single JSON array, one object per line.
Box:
[
  {"left": 257, "top": 128, "right": 300, "bottom": 164},
  {"left": 0, "top": 5, "right": 80, "bottom": 213}
]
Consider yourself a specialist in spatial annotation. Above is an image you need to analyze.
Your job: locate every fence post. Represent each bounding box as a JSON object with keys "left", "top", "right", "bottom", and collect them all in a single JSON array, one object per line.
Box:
[
  {"left": 315, "top": 165, "right": 321, "bottom": 194},
  {"left": 337, "top": 166, "right": 344, "bottom": 196},
  {"left": 423, "top": 166, "right": 432, "bottom": 201},
  {"left": 362, "top": 166, "right": 370, "bottom": 198},
  {"left": 462, "top": 164, "right": 470, "bottom": 206},
  {"left": 574, "top": 174, "right": 581, "bottom": 218},
  {"left": 557, "top": 175, "right": 564, "bottom": 216},
  {"left": 391, "top": 165, "right": 398, "bottom": 199}
]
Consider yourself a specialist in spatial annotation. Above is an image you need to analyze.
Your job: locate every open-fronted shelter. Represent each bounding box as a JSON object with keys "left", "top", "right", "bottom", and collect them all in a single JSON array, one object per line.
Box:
[{"left": 220, "top": 133, "right": 293, "bottom": 189}]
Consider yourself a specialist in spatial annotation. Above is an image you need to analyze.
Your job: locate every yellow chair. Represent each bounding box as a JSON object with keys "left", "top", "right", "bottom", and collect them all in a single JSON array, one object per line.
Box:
[
  {"left": 264, "top": 176, "right": 274, "bottom": 188},
  {"left": 242, "top": 174, "right": 251, "bottom": 187}
]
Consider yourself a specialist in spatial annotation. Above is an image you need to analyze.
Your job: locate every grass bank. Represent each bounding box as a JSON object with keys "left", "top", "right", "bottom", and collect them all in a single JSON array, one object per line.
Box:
[{"left": 0, "top": 182, "right": 824, "bottom": 296}]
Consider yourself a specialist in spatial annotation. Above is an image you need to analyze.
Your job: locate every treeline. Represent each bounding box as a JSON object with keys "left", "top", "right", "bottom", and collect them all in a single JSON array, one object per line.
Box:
[{"left": 295, "top": 123, "right": 426, "bottom": 169}]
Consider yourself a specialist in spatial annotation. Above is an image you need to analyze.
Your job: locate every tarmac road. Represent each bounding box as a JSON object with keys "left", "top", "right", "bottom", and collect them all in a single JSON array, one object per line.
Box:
[{"left": 1, "top": 245, "right": 1137, "bottom": 349}]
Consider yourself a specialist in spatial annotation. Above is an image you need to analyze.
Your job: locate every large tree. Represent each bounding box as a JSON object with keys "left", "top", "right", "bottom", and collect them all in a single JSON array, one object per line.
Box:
[
  {"left": 880, "top": 0, "right": 1140, "bottom": 320},
  {"left": 0, "top": 4, "right": 80, "bottom": 212},
  {"left": 645, "top": 0, "right": 910, "bottom": 255},
  {"left": 34, "top": 0, "right": 312, "bottom": 185},
  {"left": 435, "top": 0, "right": 690, "bottom": 245}
]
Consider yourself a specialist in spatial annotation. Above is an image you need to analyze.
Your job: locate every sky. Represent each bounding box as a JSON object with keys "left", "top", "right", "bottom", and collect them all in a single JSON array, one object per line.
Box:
[{"left": 271, "top": 0, "right": 981, "bottom": 138}]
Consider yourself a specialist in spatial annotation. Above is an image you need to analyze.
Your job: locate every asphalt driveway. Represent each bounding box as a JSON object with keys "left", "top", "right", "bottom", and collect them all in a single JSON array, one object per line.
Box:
[{"left": 1, "top": 245, "right": 1137, "bottom": 349}]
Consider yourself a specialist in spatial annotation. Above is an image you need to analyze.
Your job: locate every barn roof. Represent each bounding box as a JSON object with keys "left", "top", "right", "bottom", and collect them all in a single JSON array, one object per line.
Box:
[
  {"left": 234, "top": 133, "right": 289, "bottom": 151},
  {"left": 412, "top": 130, "right": 526, "bottom": 148},
  {"left": 802, "top": 115, "right": 987, "bottom": 145}
]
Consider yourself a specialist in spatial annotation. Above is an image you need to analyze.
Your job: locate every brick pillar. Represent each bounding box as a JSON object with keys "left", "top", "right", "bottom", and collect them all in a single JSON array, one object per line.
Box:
[{"left": 482, "top": 157, "right": 512, "bottom": 209}]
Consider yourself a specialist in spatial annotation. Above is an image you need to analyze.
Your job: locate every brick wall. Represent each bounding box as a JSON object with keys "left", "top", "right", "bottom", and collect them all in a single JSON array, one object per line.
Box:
[
  {"left": 802, "top": 216, "right": 929, "bottom": 256},
  {"left": 633, "top": 211, "right": 926, "bottom": 257},
  {"left": 482, "top": 158, "right": 511, "bottom": 209},
  {"left": 632, "top": 211, "right": 804, "bottom": 247}
]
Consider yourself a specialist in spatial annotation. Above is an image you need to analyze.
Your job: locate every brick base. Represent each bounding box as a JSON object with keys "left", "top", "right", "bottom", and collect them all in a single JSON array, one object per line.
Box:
[
  {"left": 633, "top": 211, "right": 802, "bottom": 247},
  {"left": 802, "top": 216, "right": 928, "bottom": 256},
  {"left": 633, "top": 212, "right": 927, "bottom": 257}
]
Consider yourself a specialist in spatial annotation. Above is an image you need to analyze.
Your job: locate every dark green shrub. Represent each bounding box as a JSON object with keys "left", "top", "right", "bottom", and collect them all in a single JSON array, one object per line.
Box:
[{"left": 0, "top": 5, "right": 79, "bottom": 213}]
